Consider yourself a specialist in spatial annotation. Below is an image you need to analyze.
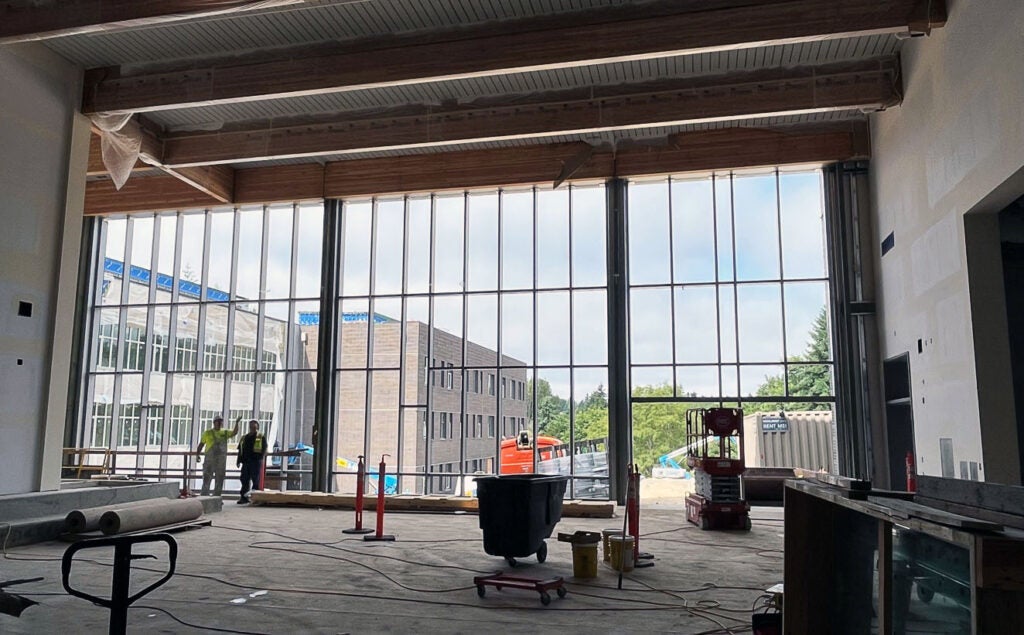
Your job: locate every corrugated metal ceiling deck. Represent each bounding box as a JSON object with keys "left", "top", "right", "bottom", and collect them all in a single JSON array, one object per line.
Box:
[{"left": 150, "top": 34, "right": 899, "bottom": 131}]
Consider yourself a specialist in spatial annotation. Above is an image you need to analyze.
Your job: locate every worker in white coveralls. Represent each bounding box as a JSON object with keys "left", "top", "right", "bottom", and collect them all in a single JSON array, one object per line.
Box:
[{"left": 196, "top": 415, "right": 239, "bottom": 496}]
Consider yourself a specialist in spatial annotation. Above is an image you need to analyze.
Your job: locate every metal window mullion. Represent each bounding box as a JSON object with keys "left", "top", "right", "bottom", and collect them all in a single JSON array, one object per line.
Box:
[
  {"left": 71, "top": 218, "right": 101, "bottom": 450},
  {"left": 396, "top": 196, "right": 411, "bottom": 479},
  {"left": 120, "top": 217, "right": 133, "bottom": 306},
  {"left": 711, "top": 175, "right": 724, "bottom": 406},
  {"left": 278, "top": 203, "right": 300, "bottom": 454},
  {"left": 313, "top": 199, "right": 341, "bottom": 491},
  {"left": 190, "top": 210, "right": 212, "bottom": 448},
  {"left": 363, "top": 199, "right": 379, "bottom": 470},
  {"left": 566, "top": 185, "right": 576, "bottom": 496},
  {"left": 606, "top": 178, "right": 630, "bottom": 503},
  {"left": 424, "top": 194, "right": 436, "bottom": 492},
  {"left": 775, "top": 169, "right": 791, "bottom": 400},
  {"left": 459, "top": 191, "right": 469, "bottom": 482},
  {"left": 253, "top": 204, "right": 271, "bottom": 429},
  {"left": 666, "top": 178, "right": 679, "bottom": 398},
  {"left": 495, "top": 189, "right": 504, "bottom": 474},
  {"left": 135, "top": 216, "right": 160, "bottom": 469},
  {"left": 729, "top": 175, "right": 741, "bottom": 405},
  {"left": 223, "top": 208, "right": 240, "bottom": 419}
]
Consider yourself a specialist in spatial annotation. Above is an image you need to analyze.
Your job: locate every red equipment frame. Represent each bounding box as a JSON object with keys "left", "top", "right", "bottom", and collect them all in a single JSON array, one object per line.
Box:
[{"left": 684, "top": 407, "right": 751, "bottom": 531}]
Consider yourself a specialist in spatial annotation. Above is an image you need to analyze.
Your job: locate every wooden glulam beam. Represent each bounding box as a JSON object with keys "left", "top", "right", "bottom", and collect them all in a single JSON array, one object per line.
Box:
[
  {"left": 0, "top": 0, "right": 308, "bottom": 44},
  {"left": 85, "top": 175, "right": 221, "bottom": 215},
  {"left": 81, "top": 0, "right": 946, "bottom": 114},
  {"left": 162, "top": 58, "right": 899, "bottom": 167}
]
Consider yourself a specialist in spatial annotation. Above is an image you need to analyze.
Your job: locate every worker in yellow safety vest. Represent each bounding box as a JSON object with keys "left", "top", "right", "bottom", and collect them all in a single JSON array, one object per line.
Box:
[
  {"left": 196, "top": 416, "right": 239, "bottom": 496},
  {"left": 236, "top": 420, "right": 268, "bottom": 504}
]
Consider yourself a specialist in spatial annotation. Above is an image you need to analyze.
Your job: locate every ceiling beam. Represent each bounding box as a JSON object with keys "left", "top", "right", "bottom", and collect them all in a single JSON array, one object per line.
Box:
[
  {"left": 86, "top": 121, "right": 868, "bottom": 213},
  {"left": 162, "top": 58, "right": 898, "bottom": 167},
  {"left": 81, "top": 0, "right": 945, "bottom": 114},
  {"left": 0, "top": 1, "right": 308, "bottom": 44}
]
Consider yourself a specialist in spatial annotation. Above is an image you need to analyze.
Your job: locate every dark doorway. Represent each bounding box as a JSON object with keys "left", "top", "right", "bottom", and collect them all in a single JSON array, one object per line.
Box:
[
  {"left": 883, "top": 353, "right": 915, "bottom": 490},
  {"left": 999, "top": 194, "right": 1024, "bottom": 480}
]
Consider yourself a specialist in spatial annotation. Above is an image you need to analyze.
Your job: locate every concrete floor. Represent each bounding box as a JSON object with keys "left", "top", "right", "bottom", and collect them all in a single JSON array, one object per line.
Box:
[{"left": 1, "top": 503, "right": 784, "bottom": 634}]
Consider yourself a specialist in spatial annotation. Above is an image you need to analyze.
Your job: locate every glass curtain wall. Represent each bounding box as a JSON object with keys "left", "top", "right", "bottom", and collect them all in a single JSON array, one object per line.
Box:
[
  {"left": 333, "top": 185, "right": 610, "bottom": 498},
  {"left": 627, "top": 169, "right": 834, "bottom": 478},
  {"left": 84, "top": 204, "right": 324, "bottom": 489}
]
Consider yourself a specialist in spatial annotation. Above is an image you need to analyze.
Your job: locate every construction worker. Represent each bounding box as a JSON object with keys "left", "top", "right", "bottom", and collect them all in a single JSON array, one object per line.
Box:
[
  {"left": 236, "top": 420, "right": 267, "bottom": 504},
  {"left": 196, "top": 415, "right": 239, "bottom": 496}
]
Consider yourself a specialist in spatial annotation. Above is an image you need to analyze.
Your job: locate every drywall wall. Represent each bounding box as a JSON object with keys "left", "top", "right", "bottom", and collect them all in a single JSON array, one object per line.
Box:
[
  {"left": 869, "top": 0, "right": 1024, "bottom": 484},
  {"left": 0, "top": 44, "right": 83, "bottom": 494}
]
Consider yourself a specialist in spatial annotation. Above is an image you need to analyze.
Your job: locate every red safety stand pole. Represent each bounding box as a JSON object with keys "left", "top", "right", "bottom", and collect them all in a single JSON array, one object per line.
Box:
[
  {"left": 364, "top": 454, "right": 395, "bottom": 542},
  {"left": 343, "top": 455, "right": 374, "bottom": 534}
]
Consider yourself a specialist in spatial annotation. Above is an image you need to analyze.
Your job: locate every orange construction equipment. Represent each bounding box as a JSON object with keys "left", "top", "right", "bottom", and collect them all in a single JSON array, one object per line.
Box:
[{"left": 499, "top": 434, "right": 564, "bottom": 474}]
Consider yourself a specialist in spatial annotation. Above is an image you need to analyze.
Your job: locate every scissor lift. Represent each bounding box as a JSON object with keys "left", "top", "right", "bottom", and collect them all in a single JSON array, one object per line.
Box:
[{"left": 685, "top": 407, "right": 751, "bottom": 531}]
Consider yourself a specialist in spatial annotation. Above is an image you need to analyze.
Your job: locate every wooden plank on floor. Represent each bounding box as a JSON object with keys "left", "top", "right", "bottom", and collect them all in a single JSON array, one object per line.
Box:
[{"left": 249, "top": 490, "right": 614, "bottom": 518}]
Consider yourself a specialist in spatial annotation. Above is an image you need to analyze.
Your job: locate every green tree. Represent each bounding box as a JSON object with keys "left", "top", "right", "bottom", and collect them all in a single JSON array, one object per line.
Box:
[
  {"left": 529, "top": 378, "right": 570, "bottom": 440},
  {"left": 747, "top": 306, "right": 832, "bottom": 413}
]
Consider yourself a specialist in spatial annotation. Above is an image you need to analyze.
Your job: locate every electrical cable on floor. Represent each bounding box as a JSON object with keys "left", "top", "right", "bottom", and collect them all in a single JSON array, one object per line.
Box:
[{"left": 133, "top": 605, "right": 270, "bottom": 635}]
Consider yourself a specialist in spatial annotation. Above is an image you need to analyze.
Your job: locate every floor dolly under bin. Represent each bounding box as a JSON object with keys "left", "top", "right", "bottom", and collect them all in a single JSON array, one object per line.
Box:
[{"left": 685, "top": 407, "right": 751, "bottom": 531}]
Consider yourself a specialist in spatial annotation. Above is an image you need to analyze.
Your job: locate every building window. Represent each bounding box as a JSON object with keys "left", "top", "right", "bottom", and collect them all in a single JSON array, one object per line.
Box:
[
  {"left": 488, "top": 415, "right": 495, "bottom": 438},
  {"left": 118, "top": 404, "right": 141, "bottom": 447},
  {"left": 502, "top": 377, "right": 508, "bottom": 398},
  {"left": 233, "top": 345, "right": 257, "bottom": 383},
  {"left": 97, "top": 323, "right": 119, "bottom": 370},
  {"left": 123, "top": 325, "right": 146, "bottom": 371},
  {"left": 260, "top": 351, "right": 278, "bottom": 384},
  {"left": 91, "top": 402, "right": 113, "bottom": 447},
  {"left": 152, "top": 333, "right": 169, "bottom": 373},
  {"left": 446, "top": 363, "right": 454, "bottom": 390},
  {"left": 203, "top": 343, "right": 227, "bottom": 376},
  {"left": 146, "top": 407, "right": 164, "bottom": 446},
  {"left": 169, "top": 405, "right": 191, "bottom": 446},
  {"left": 175, "top": 337, "right": 198, "bottom": 371},
  {"left": 487, "top": 373, "right": 495, "bottom": 396}
]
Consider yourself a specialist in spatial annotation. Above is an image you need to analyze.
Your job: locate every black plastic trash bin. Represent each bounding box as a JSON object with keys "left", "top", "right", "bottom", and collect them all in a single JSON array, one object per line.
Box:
[{"left": 476, "top": 474, "right": 568, "bottom": 566}]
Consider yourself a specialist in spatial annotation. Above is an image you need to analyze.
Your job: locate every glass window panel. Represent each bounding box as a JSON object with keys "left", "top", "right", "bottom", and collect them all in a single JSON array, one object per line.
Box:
[
  {"left": 178, "top": 212, "right": 206, "bottom": 295},
  {"left": 537, "top": 188, "right": 570, "bottom": 289},
  {"left": 155, "top": 215, "right": 177, "bottom": 301},
  {"left": 674, "top": 285, "right": 719, "bottom": 364},
  {"left": 371, "top": 297, "right": 403, "bottom": 369},
  {"left": 718, "top": 285, "right": 737, "bottom": 364},
  {"left": 571, "top": 185, "right": 607, "bottom": 288},
  {"left": 173, "top": 304, "right": 200, "bottom": 372},
  {"left": 151, "top": 306, "right": 171, "bottom": 374},
  {"left": 374, "top": 198, "right": 405, "bottom": 295},
  {"left": 536, "top": 291, "right": 570, "bottom": 366},
  {"left": 433, "top": 194, "right": 465, "bottom": 294},
  {"left": 463, "top": 365, "right": 496, "bottom": 473},
  {"left": 432, "top": 295, "right": 464, "bottom": 367},
  {"left": 671, "top": 177, "right": 717, "bottom": 283},
  {"left": 260, "top": 371, "right": 295, "bottom": 451},
  {"left": 196, "top": 374, "right": 226, "bottom": 437},
  {"left": 428, "top": 374, "right": 462, "bottom": 495},
  {"left": 737, "top": 283, "right": 784, "bottom": 362},
  {"left": 206, "top": 208, "right": 234, "bottom": 299},
  {"left": 573, "top": 289, "right": 607, "bottom": 365},
  {"left": 93, "top": 308, "right": 120, "bottom": 371},
  {"left": 89, "top": 375, "right": 115, "bottom": 449},
  {"left": 405, "top": 197, "right": 431, "bottom": 295},
  {"left": 573, "top": 368, "right": 609, "bottom": 496},
  {"left": 535, "top": 367, "right": 570, "bottom": 451},
  {"left": 203, "top": 304, "right": 229, "bottom": 372},
  {"left": 100, "top": 218, "right": 127, "bottom": 306},
  {"left": 127, "top": 216, "right": 154, "bottom": 304},
  {"left": 123, "top": 307, "right": 148, "bottom": 371},
  {"left": 714, "top": 176, "right": 734, "bottom": 281},
  {"left": 230, "top": 302, "right": 259, "bottom": 382},
  {"left": 118, "top": 375, "right": 143, "bottom": 448},
  {"left": 265, "top": 204, "right": 294, "bottom": 300},
  {"left": 466, "top": 293, "right": 498, "bottom": 368},
  {"left": 628, "top": 180, "right": 671, "bottom": 285},
  {"left": 733, "top": 171, "right": 780, "bottom": 281},
  {"left": 501, "top": 189, "right": 534, "bottom": 290},
  {"left": 404, "top": 297, "right": 430, "bottom": 405},
  {"left": 294, "top": 203, "right": 324, "bottom": 299},
  {"left": 629, "top": 287, "right": 672, "bottom": 365},
  {"left": 741, "top": 364, "right": 785, "bottom": 398},
  {"left": 721, "top": 365, "right": 739, "bottom": 398},
  {"left": 780, "top": 171, "right": 827, "bottom": 279},
  {"left": 236, "top": 206, "right": 263, "bottom": 301},
  {"left": 339, "top": 298, "right": 369, "bottom": 369},
  {"left": 399, "top": 407, "right": 427, "bottom": 492},
  {"left": 259, "top": 303, "right": 285, "bottom": 380},
  {"left": 500, "top": 292, "right": 533, "bottom": 367},
  {"left": 630, "top": 402, "right": 688, "bottom": 480},
  {"left": 631, "top": 366, "right": 673, "bottom": 398},
  {"left": 785, "top": 281, "right": 831, "bottom": 362},
  {"left": 145, "top": 405, "right": 164, "bottom": 448},
  {"left": 787, "top": 364, "right": 834, "bottom": 397},
  {"left": 467, "top": 192, "right": 498, "bottom": 291},
  {"left": 227, "top": 374, "right": 256, "bottom": 429},
  {"left": 166, "top": 374, "right": 195, "bottom": 447},
  {"left": 367, "top": 371, "right": 401, "bottom": 487},
  {"left": 676, "top": 366, "right": 721, "bottom": 399},
  {"left": 341, "top": 201, "right": 372, "bottom": 297},
  {"left": 292, "top": 300, "right": 319, "bottom": 370}
]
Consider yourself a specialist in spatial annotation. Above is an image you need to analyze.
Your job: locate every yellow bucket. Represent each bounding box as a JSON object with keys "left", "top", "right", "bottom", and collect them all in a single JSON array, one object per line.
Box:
[
  {"left": 602, "top": 529, "right": 622, "bottom": 562},
  {"left": 571, "top": 542, "right": 599, "bottom": 578},
  {"left": 608, "top": 535, "right": 635, "bottom": 572}
]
